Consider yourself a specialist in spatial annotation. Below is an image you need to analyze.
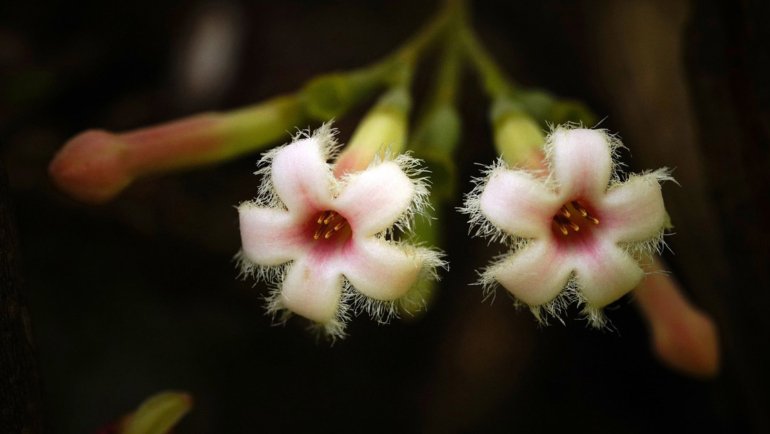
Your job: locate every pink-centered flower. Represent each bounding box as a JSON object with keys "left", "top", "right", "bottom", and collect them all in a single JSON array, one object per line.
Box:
[
  {"left": 462, "top": 126, "right": 672, "bottom": 326},
  {"left": 237, "top": 125, "right": 443, "bottom": 338}
]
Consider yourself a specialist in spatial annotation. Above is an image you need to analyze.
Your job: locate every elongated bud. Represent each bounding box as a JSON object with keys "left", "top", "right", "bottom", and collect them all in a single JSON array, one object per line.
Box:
[
  {"left": 491, "top": 97, "right": 545, "bottom": 169},
  {"left": 49, "top": 94, "right": 302, "bottom": 203},
  {"left": 334, "top": 87, "right": 411, "bottom": 177}
]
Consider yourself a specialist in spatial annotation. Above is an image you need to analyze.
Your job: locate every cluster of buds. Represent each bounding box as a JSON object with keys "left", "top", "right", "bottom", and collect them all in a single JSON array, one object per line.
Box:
[{"left": 50, "top": 0, "right": 718, "bottom": 376}]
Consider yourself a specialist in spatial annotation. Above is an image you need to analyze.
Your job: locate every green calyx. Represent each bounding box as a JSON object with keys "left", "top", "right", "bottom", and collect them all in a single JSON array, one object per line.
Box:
[{"left": 299, "top": 67, "right": 387, "bottom": 121}]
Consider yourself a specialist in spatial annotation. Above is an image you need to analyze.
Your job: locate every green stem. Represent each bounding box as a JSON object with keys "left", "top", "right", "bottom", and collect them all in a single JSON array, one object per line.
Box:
[
  {"left": 300, "top": 1, "right": 453, "bottom": 120},
  {"left": 456, "top": 3, "right": 598, "bottom": 128},
  {"left": 390, "top": 0, "right": 457, "bottom": 69},
  {"left": 409, "top": 14, "right": 464, "bottom": 199},
  {"left": 398, "top": 28, "right": 464, "bottom": 314},
  {"left": 456, "top": 3, "right": 514, "bottom": 99},
  {"left": 430, "top": 17, "right": 463, "bottom": 107}
]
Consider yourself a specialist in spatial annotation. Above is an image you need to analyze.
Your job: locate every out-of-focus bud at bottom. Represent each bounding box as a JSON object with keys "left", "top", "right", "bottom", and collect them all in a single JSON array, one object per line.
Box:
[{"left": 97, "top": 391, "right": 192, "bottom": 434}]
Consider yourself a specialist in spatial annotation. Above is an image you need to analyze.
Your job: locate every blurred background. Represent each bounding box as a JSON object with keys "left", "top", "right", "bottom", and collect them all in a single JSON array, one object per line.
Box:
[{"left": 1, "top": 0, "right": 769, "bottom": 432}]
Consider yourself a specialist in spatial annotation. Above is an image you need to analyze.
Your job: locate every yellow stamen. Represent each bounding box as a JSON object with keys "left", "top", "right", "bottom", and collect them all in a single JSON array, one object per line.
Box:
[
  {"left": 312, "top": 210, "right": 349, "bottom": 242},
  {"left": 553, "top": 201, "right": 600, "bottom": 236},
  {"left": 572, "top": 201, "right": 589, "bottom": 217}
]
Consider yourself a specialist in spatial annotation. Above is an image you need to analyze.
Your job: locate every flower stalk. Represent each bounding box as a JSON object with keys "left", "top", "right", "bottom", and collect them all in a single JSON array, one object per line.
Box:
[
  {"left": 401, "top": 21, "right": 464, "bottom": 315},
  {"left": 410, "top": 15, "right": 463, "bottom": 200},
  {"left": 457, "top": 5, "right": 596, "bottom": 131}
]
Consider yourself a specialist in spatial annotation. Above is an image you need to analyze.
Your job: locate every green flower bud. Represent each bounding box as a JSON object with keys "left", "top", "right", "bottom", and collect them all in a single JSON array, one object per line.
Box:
[
  {"left": 121, "top": 391, "right": 192, "bottom": 434},
  {"left": 300, "top": 67, "right": 387, "bottom": 121},
  {"left": 491, "top": 96, "right": 545, "bottom": 167},
  {"left": 411, "top": 104, "right": 461, "bottom": 200},
  {"left": 334, "top": 87, "right": 411, "bottom": 176}
]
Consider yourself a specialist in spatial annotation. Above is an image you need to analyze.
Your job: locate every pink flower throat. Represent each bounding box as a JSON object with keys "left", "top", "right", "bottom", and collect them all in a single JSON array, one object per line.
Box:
[
  {"left": 551, "top": 200, "right": 600, "bottom": 239},
  {"left": 311, "top": 210, "right": 352, "bottom": 243}
]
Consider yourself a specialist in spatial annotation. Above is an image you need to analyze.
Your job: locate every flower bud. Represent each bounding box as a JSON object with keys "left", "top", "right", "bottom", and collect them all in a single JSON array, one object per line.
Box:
[
  {"left": 334, "top": 87, "right": 411, "bottom": 176},
  {"left": 490, "top": 97, "right": 545, "bottom": 169},
  {"left": 49, "top": 94, "right": 302, "bottom": 203},
  {"left": 96, "top": 391, "right": 192, "bottom": 434},
  {"left": 411, "top": 104, "right": 460, "bottom": 201},
  {"left": 635, "top": 260, "right": 720, "bottom": 378}
]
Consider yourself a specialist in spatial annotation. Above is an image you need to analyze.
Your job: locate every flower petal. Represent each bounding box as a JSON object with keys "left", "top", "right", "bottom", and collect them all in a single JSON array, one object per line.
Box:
[
  {"left": 479, "top": 169, "right": 559, "bottom": 238},
  {"left": 271, "top": 137, "right": 334, "bottom": 214},
  {"left": 573, "top": 240, "right": 644, "bottom": 308},
  {"left": 279, "top": 256, "right": 343, "bottom": 324},
  {"left": 341, "top": 238, "right": 422, "bottom": 301},
  {"left": 333, "top": 161, "right": 414, "bottom": 236},
  {"left": 550, "top": 128, "right": 613, "bottom": 200},
  {"left": 600, "top": 173, "right": 667, "bottom": 242},
  {"left": 238, "top": 204, "right": 305, "bottom": 266},
  {"left": 489, "top": 240, "right": 572, "bottom": 307}
]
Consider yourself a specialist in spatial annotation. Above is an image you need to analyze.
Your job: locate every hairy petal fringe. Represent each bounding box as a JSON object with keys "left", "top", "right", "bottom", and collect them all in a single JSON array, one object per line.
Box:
[
  {"left": 459, "top": 158, "right": 513, "bottom": 245},
  {"left": 349, "top": 245, "right": 446, "bottom": 324}
]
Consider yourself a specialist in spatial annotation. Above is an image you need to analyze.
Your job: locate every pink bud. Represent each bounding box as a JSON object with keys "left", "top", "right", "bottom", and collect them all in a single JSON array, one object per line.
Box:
[
  {"left": 50, "top": 114, "right": 222, "bottom": 203},
  {"left": 636, "top": 261, "right": 720, "bottom": 378}
]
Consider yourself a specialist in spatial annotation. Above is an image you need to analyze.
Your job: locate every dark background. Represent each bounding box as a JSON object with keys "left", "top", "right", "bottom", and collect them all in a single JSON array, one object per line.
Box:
[{"left": 1, "top": 0, "right": 769, "bottom": 433}]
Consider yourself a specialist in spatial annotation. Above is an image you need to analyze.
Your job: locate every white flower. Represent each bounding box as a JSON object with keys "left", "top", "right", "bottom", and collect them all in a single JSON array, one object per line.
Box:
[
  {"left": 237, "top": 125, "right": 444, "bottom": 339},
  {"left": 462, "top": 126, "right": 672, "bottom": 326}
]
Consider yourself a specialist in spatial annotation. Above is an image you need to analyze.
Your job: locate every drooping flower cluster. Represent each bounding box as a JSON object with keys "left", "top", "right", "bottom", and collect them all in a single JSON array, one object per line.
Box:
[
  {"left": 462, "top": 126, "right": 672, "bottom": 326},
  {"left": 237, "top": 125, "right": 444, "bottom": 339},
  {"left": 45, "top": 0, "right": 719, "bottom": 378}
]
